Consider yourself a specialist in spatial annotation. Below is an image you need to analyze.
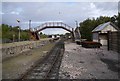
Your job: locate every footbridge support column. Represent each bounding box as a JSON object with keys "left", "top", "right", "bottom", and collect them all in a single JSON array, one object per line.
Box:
[{"left": 72, "top": 28, "right": 76, "bottom": 42}]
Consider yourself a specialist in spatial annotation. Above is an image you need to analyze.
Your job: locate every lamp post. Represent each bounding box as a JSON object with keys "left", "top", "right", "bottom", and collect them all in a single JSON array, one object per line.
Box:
[
  {"left": 13, "top": 34, "right": 15, "bottom": 42},
  {"left": 29, "top": 20, "right": 31, "bottom": 30},
  {"left": 12, "top": 26, "right": 15, "bottom": 43},
  {"left": 17, "top": 19, "right": 21, "bottom": 42},
  {"left": 75, "top": 20, "right": 78, "bottom": 27},
  {"left": 29, "top": 20, "right": 31, "bottom": 40}
]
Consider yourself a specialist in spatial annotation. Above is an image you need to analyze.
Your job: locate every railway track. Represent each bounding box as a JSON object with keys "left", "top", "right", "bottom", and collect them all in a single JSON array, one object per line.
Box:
[{"left": 19, "top": 40, "right": 64, "bottom": 80}]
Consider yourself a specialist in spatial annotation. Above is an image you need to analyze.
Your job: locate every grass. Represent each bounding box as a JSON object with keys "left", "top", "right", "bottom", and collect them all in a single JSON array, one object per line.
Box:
[{"left": 2, "top": 42, "right": 55, "bottom": 79}]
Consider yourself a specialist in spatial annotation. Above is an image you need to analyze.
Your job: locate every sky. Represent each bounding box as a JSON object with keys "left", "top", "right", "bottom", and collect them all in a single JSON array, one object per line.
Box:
[{"left": 1, "top": 2, "right": 119, "bottom": 34}]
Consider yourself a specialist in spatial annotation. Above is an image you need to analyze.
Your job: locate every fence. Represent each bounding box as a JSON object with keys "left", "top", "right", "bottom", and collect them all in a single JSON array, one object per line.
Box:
[{"left": 108, "top": 31, "right": 120, "bottom": 53}]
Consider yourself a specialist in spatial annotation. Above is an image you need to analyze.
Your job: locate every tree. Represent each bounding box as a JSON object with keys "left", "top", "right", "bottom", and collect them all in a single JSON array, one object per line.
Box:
[
  {"left": 79, "top": 16, "right": 111, "bottom": 41},
  {"left": 38, "top": 32, "right": 48, "bottom": 38},
  {"left": 2, "top": 24, "right": 29, "bottom": 42},
  {"left": 110, "top": 15, "right": 118, "bottom": 27},
  {"left": 20, "top": 30, "right": 29, "bottom": 40},
  {"left": 40, "top": 32, "right": 43, "bottom": 35}
]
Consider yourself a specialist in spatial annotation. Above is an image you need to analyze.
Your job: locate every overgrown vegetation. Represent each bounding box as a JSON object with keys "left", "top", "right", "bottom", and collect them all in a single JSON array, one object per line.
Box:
[
  {"left": 1, "top": 24, "right": 29, "bottom": 43},
  {"left": 1, "top": 24, "right": 49, "bottom": 43}
]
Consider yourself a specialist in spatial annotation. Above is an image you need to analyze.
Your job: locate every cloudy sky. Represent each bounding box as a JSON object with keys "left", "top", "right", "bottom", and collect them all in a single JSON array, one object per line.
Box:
[{"left": 1, "top": 2, "right": 118, "bottom": 34}]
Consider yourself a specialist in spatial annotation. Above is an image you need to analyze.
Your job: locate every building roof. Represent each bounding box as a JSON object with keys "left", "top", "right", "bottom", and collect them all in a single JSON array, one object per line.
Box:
[{"left": 92, "top": 22, "right": 119, "bottom": 32}]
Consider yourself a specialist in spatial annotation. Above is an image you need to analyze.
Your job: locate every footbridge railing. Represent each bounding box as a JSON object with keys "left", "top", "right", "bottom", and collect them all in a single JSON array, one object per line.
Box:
[{"left": 32, "top": 22, "right": 73, "bottom": 33}]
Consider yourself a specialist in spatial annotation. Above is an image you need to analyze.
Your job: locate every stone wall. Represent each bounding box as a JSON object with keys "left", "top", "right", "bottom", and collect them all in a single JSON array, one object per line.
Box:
[{"left": 1, "top": 39, "right": 53, "bottom": 61}]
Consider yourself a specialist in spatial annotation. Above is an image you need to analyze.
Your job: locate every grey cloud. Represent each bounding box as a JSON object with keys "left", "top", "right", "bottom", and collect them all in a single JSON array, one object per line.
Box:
[
  {"left": 118, "top": 1, "right": 120, "bottom": 12},
  {"left": 94, "top": 2, "right": 118, "bottom": 12},
  {"left": 2, "top": 2, "right": 118, "bottom": 34}
]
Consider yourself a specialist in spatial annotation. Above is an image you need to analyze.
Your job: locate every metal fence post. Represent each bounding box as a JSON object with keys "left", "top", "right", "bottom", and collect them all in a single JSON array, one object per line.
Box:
[{"left": 107, "top": 31, "right": 110, "bottom": 51}]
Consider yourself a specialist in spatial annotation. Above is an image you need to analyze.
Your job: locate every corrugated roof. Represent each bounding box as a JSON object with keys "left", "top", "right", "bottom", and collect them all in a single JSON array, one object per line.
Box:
[{"left": 92, "top": 22, "right": 111, "bottom": 32}]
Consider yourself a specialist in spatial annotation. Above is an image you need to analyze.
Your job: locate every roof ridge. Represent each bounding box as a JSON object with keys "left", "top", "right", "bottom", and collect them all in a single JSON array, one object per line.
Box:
[
  {"left": 92, "top": 21, "right": 111, "bottom": 32},
  {"left": 92, "top": 23, "right": 104, "bottom": 32}
]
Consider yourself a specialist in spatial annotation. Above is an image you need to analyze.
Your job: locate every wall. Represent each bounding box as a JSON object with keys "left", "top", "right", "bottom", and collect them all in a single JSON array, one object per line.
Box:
[
  {"left": 101, "top": 25, "right": 117, "bottom": 33},
  {"left": 93, "top": 32, "right": 99, "bottom": 42},
  {"left": 108, "top": 31, "right": 120, "bottom": 53},
  {"left": 1, "top": 39, "right": 53, "bottom": 61}
]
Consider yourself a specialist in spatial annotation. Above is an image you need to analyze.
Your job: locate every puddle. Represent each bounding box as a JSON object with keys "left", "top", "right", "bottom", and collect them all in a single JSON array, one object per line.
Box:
[
  {"left": 100, "top": 58, "right": 119, "bottom": 72},
  {"left": 79, "top": 61, "right": 84, "bottom": 63}
]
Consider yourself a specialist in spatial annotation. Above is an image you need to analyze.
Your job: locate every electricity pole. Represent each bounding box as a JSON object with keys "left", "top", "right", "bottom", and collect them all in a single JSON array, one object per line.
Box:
[
  {"left": 12, "top": 26, "right": 15, "bottom": 43},
  {"left": 29, "top": 20, "right": 31, "bottom": 30},
  {"left": 29, "top": 20, "right": 31, "bottom": 40},
  {"left": 75, "top": 20, "right": 78, "bottom": 27},
  {"left": 17, "top": 19, "right": 21, "bottom": 42}
]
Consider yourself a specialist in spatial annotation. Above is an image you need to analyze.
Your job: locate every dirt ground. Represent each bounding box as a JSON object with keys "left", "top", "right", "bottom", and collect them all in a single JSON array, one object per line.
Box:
[{"left": 59, "top": 42, "right": 119, "bottom": 79}]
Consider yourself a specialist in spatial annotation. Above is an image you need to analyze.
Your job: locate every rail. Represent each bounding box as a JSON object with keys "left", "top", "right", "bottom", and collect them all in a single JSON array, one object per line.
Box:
[{"left": 19, "top": 39, "right": 65, "bottom": 80}]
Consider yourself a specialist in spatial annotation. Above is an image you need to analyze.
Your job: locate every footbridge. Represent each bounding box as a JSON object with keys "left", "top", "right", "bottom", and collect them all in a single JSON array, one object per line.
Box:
[
  {"left": 30, "top": 22, "right": 73, "bottom": 40},
  {"left": 34, "top": 22, "right": 73, "bottom": 33},
  {"left": 29, "top": 22, "right": 80, "bottom": 41}
]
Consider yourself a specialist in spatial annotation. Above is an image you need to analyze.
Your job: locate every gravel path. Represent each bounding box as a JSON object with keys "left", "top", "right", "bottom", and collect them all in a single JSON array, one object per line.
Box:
[{"left": 59, "top": 42, "right": 119, "bottom": 79}]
